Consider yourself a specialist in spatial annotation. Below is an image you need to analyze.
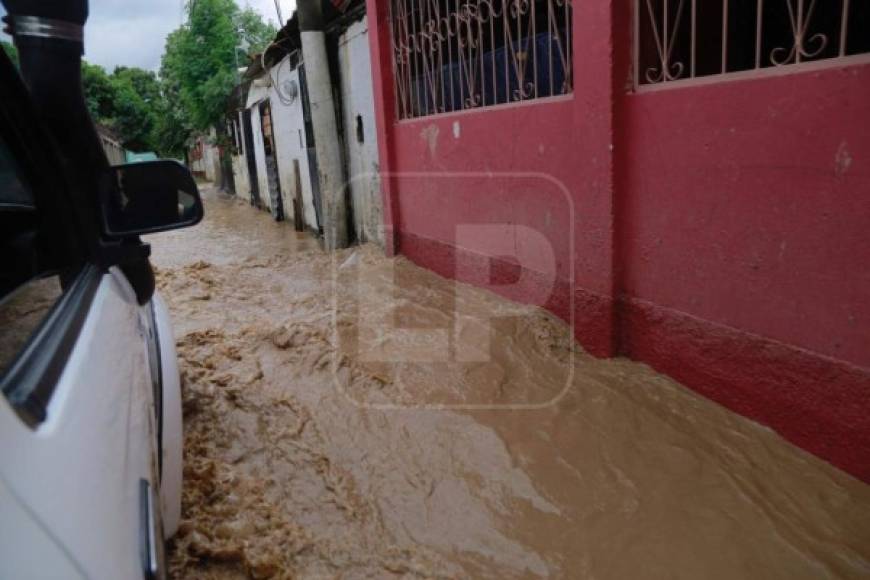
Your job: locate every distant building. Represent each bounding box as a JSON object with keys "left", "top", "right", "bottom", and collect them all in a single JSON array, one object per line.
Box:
[
  {"left": 125, "top": 151, "right": 158, "bottom": 163},
  {"left": 95, "top": 124, "right": 126, "bottom": 166},
  {"left": 226, "top": 0, "right": 383, "bottom": 245},
  {"left": 188, "top": 130, "right": 221, "bottom": 182}
]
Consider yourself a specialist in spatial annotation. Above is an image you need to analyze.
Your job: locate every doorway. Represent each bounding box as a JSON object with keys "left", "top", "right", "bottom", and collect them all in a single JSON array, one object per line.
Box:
[
  {"left": 241, "top": 109, "right": 260, "bottom": 208},
  {"left": 297, "top": 64, "right": 322, "bottom": 233},
  {"left": 258, "top": 100, "right": 284, "bottom": 222}
]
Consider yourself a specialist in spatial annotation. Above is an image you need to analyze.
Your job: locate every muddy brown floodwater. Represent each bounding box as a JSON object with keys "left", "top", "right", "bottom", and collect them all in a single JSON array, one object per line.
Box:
[{"left": 148, "top": 187, "right": 870, "bottom": 580}]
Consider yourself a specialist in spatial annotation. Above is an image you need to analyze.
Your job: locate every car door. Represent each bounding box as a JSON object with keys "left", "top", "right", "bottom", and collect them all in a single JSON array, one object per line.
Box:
[{"left": 0, "top": 54, "right": 164, "bottom": 579}]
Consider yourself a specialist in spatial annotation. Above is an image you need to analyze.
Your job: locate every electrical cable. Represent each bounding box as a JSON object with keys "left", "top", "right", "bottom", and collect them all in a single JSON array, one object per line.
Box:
[{"left": 258, "top": 37, "right": 301, "bottom": 106}]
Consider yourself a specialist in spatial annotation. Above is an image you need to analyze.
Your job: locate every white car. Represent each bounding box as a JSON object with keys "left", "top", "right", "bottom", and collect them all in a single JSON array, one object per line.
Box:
[{"left": 0, "top": 5, "right": 202, "bottom": 578}]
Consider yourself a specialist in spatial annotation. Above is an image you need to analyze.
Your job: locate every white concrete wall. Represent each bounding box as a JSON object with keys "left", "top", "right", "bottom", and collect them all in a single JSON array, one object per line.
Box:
[
  {"left": 246, "top": 82, "right": 272, "bottom": 210},
  {"left": 201, "top": 128, "right": 221, "bottom": 183},
  {"left": 302, "top": 29, "right": 347, "bottom": 248},
  {"left": 190, "top": 138, "right": 209, "bottom": 176},
  {"left": 338, "top": 17, "right": 384, "bottom": 247},
  {"left": 232, "top": 112, "right": 251, "bottom": 199},
  {"left": 267, "top": 59, "right": 319, "bottom": 231},
  {"left": 203, "top": 144, "right": 217, "bottom": 182},
  {"left": 99, "top": 135, "right": 126, "bottom": 166},
  {"left": 231, "top": 155, "right": 249, "bottom": 198}
]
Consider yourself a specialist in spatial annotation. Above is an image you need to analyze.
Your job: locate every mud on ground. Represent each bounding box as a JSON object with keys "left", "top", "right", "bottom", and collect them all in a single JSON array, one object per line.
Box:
[{"left": 149, "top": 190, "right": 870, "bottom": 579}]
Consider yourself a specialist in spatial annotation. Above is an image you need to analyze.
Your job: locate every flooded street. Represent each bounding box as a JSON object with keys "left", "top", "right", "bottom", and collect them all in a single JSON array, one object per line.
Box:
[{"left": 150, "top": 187, "right": 870, "bottom": 579}]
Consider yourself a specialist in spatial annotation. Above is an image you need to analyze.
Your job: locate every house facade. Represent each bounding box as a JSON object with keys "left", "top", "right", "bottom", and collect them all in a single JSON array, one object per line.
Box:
[
  {"left": 189, "top": 129, "right": 222, "bottom": 182},
  {"left": 227, "top": 2, "right": 384, "bottom": 245},
  {"left": 338, "top": 17, "right": 384, "bottom": 246},
  {"left": 363, "top": 0, "right": 870, "bottom": 481}
]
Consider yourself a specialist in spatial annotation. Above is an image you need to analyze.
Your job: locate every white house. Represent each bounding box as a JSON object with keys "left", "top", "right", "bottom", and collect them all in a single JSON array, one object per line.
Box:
[
  {"left": 266, "top": 54, "right": 320, "bottom": 232},
  {"left": 226, "top": 4, "right": 385, "bottom": 247},
  {"left": 337, "top": 16, "right": 383, "bottom": 246}
]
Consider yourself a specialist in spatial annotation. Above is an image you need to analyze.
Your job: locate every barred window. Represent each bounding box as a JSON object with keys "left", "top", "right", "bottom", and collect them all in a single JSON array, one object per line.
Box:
[
  {"left": 635, "top": 0, "right": 870, "bottom": 88},
  {"left": 390, "top": 0, "right": 573, "bottom": 120}
]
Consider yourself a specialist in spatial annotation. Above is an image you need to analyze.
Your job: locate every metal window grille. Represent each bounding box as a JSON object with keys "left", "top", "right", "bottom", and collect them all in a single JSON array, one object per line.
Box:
[
  {"left": 389, "top": 0, "right": 574, "bottom": 120},
  {"left": 635, "top": 0, "right": 870, "bottom": 88}
]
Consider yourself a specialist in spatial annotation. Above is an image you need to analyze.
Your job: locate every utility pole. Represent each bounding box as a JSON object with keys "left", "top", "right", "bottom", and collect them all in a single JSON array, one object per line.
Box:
[
  {"left": 233, "top": 43, "right": 239, "bottom": 81},
  {"left": 297, "top": 0, "right": 348, "bottom": 250}
]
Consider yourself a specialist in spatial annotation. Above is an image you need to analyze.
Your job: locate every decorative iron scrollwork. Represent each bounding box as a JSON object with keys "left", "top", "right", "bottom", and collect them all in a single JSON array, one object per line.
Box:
[
  {"left": 390, "top": 0, "right": 573, "bottom": 119},
  {"left": 636, "top": 0, "right": 862, "bottom": 88}
]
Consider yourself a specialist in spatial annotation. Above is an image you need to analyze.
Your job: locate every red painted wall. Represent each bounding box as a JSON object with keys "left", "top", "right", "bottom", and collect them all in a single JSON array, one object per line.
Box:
[
  {"left": 622, "top": 67, "right": 870, "bottom": 368},
  {"left": 366, "top": 0, "right": 619, "bottom": 356},
  {"left": 619, "top": 64, "right": 870, "bottom": 481},
  {"left": 366, "top": 0, "right": 870, "bottom": 481},
  {"left": 388, "top": 98, "right": 617, "bottom": 356}
]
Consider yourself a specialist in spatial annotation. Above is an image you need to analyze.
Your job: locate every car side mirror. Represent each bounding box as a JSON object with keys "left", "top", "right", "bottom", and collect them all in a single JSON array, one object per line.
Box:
[{"left": 101, "top": 160, "right": 204, "bottom": 237}]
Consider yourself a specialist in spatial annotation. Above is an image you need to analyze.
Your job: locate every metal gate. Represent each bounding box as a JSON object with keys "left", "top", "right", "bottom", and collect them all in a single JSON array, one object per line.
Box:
[
  {"left": 297, "top": 63, "right": 323, "bottom": 233},
  {"left": 241, "top": 109, "right": 260, "bottom": 208}
]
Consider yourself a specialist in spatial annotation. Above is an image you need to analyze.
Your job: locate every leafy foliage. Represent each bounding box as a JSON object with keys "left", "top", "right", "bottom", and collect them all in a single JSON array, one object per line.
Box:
[
  {"left": 82, "top": 62, "right": 116, "bottom": 120},
  {"left": 80, "top": 62, "right": 162, "bottom": 153},
  {"left": 237, "top": 7, "right": 279, "bottom": 54},
  {"left": 109, "top": 68, "right": 160, "bottom": 152},
  {"left": 1, "top": 40, "right": 18, "bottom": 67},
  {"left": 153, "top": 30, "right": 194, "bottom": 158},
  {"left": 158, "top": 0, "right": 277, "bottom": 144}
]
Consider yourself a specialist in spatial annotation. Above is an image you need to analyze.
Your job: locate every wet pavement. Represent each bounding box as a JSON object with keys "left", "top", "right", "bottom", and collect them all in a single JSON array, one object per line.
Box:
[{"left": 149, "top": 186, "right": 870, "bottom": 579}]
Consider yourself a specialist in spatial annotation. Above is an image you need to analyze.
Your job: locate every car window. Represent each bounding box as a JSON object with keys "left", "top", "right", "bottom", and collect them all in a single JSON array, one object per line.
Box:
[
  {"left": 0, "top": 135, "right": 35, "bottom": 208},
  {"left": 0, "top": 275, "right": 62, "bottom": 375},
  {"left": 0, "top": 55, "right": 98, "bottom": 425},
  {"left": 0, "top": 128, "right": 46, "bottom": 297},
  {"left": 0, "top": 130, "right": 64, "bottom": 382}
]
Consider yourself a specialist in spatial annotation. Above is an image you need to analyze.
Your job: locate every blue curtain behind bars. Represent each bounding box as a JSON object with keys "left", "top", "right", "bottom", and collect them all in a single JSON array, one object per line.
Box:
[{"left": 409, "top": 30, "right": 568, "bottom": 117}]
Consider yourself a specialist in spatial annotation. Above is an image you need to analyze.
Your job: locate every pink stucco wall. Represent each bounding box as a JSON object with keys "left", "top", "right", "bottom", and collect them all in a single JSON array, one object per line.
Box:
[{"left": 366, "top": 0, "right": 870, "bottom": 481}]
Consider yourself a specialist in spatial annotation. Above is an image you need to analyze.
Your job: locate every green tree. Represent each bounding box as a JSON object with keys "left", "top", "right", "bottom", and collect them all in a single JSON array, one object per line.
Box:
[
  {"left": 160, "top": 0, "right": 276, "bottom": 132},
  {"left": 109, "top": 69, "right": 159, "bottom": 152},
  {"left": 80, "top": 60, "right": 163, "bottom": 152},
  {"left": 81, "top": 61, "right": 117, "bottom": 120},
  {"left": 237, "top": 7, "right": 278, "bottom": 54},
  {"left": 1, "top": 40, "right": 18, "bottom": 67},
  {"left": 154, "top": 30, "right": 193, "bottom": 158},
  {"left": 112, "top": 67, "right": 161, "bottom": 109}
]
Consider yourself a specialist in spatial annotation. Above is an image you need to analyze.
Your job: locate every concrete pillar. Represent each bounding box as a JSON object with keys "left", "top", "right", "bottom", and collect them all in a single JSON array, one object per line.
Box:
[
  {"left": 298, "top": 0, "right": 348, "bottom": 250},
  {"left": 365, "top": 0, "right": 399, "bottom": 256}
]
